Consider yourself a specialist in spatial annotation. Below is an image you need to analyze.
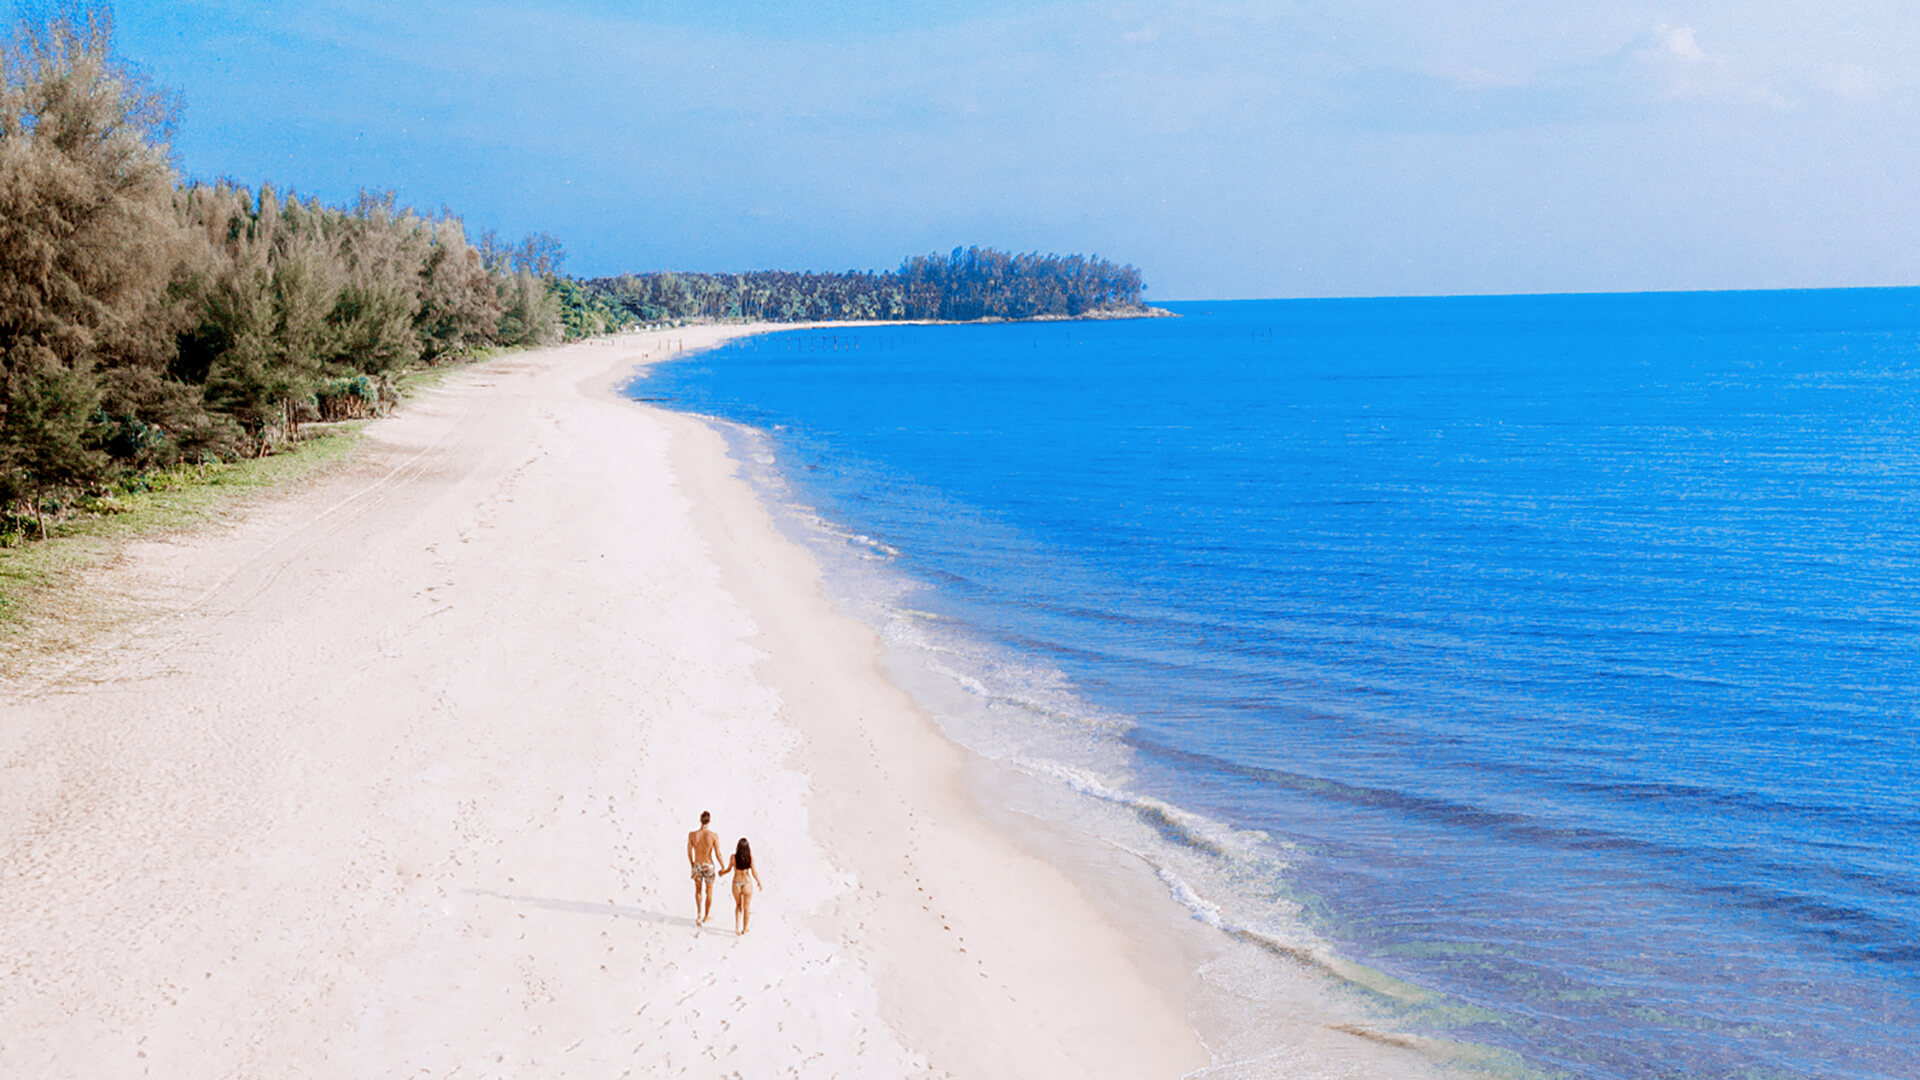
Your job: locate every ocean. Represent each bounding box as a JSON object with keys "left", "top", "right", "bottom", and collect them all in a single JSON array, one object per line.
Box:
[{"left": 633, "top": 292, "right": 1920, "bottom": 1079}]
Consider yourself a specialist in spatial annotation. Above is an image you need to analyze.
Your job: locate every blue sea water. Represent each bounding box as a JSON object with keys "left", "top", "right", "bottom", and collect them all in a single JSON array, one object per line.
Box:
[{"left": 635, "top": 292, "right": 1920, "bottom": 1079}]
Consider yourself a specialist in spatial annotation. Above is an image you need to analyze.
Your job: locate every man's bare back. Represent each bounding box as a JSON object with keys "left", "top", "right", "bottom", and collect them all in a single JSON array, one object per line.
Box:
[
  {"left": 687, "top": 812, "right": 723, "bottom": 924},
  {"left": 689, "top": 826, "right": 722, "bottom": 866}
]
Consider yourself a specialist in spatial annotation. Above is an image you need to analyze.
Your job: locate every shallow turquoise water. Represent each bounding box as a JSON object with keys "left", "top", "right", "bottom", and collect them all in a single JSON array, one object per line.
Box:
[{"left": 637, "top": 291, "right": 1920, "bottom": 1078}]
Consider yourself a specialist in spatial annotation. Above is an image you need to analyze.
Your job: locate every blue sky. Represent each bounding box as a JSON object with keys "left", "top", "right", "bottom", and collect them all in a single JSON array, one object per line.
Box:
[{"left": 99, "top": 1, "right": 1920, "bottom": 299}]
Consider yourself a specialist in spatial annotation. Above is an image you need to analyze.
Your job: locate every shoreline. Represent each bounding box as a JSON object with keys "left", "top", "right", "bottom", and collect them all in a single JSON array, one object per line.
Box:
[
  {"left": 634, "top": 329, "right": 1474, "bottom": 1078},
  {"left": 606, "top": 324, "right": 1217, "bottom": 1073},
  {"left": 657, "top": 398, "right": 1209, "bottom": 1077},
  {"left": 614, "top": 303, "right": 1174, "bottom": 333},
  {"left": 0, "top": 325, "right": 1204, "bottom": 1077}
]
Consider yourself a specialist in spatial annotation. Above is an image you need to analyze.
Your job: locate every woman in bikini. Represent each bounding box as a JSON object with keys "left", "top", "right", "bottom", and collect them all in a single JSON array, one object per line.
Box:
[{"left": 720, "top": 837, "right": 762, "bottom": 936}]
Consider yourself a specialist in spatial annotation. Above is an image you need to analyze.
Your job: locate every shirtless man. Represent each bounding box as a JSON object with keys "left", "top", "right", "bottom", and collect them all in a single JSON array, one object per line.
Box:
[{"left": 687, "top": 811, "right": 723, "bottom": 925}]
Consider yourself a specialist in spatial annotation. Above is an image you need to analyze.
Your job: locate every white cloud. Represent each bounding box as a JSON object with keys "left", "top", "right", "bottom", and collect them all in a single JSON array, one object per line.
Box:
[{"left": 1658, "top": 25, "right": 1704, "bottom": 62}]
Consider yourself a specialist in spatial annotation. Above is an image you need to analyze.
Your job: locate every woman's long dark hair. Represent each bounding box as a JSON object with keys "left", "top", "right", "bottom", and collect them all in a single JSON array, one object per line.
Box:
[{"left": 734, "top": 837, "right": 752, "bottom": 870}]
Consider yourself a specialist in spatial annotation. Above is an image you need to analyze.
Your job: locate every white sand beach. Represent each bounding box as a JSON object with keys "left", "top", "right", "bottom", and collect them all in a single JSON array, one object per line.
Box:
[{"left": 0, "top": 328, "right": 1212, "bottom": 1078}]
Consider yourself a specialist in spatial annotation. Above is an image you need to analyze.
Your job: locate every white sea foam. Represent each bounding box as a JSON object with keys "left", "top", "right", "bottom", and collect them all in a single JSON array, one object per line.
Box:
[
  {"left": 1158, "top": 863, "right": 1226, "bottom": 927},
  {"left": 1010, "top": 755, "right": 1278, "bottom": 865}
]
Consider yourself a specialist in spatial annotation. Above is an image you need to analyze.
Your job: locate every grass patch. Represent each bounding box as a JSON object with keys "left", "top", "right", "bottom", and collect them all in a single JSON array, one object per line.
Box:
[
  {"left": 391, "top": 361, "right": 466, "bottom": 398},
  {"left": 0, "top": 426, "right": 366, "bottom": 633},
  {"left": 390, "top": 346, "right": 526, "bottom": 398}
]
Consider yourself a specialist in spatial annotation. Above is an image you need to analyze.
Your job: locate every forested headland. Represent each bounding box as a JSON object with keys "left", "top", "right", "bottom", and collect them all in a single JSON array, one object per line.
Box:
[
  {"left": 578, "top": 249, "right": 1151, "bottom": 326},
  {"left": 0, "top": 8, "right": 1156, "bottom": 543}
]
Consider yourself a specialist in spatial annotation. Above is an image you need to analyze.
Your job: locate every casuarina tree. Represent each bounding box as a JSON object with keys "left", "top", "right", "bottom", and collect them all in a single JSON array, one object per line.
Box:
[{"left": 0, "top": 5, "right": 183, "bottom": 527}]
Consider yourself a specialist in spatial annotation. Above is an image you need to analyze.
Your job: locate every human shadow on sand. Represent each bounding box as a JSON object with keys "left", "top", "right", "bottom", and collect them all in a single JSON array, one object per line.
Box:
[{"left": 465, "top": 888, "right": 714, "bottom": 930}]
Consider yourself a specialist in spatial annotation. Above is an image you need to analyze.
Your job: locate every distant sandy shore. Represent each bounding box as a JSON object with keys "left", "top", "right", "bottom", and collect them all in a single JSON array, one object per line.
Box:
[{"left": 0, "top": 328, "right": 1209, "bottom": 1077}]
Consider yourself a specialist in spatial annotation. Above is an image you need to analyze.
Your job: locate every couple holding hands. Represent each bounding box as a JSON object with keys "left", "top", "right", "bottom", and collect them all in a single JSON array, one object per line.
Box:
[{"left": 687, "top": 811, "right": 763, "bottom": 935}]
